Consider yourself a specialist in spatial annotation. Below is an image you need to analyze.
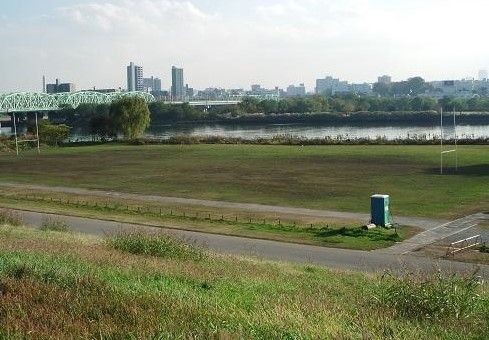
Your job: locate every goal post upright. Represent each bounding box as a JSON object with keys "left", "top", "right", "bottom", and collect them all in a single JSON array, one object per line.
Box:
[
  {"left": 440, "top": 106, "right": 459, "bottom": 175},
  {"left": 440, "top": 107, "right": 443, "bottom": 175},
  {"left": 454, "top": 107, "right": 458, "bottom": 171}
]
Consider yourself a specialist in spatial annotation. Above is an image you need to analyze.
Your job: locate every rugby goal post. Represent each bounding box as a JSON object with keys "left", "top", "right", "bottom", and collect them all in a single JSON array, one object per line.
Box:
[
  {"left": 10, "top": 109, "right": 41, "bottom": 156},
  {"left": 440, "top": 107, "right": 458, "bottom": 175}
]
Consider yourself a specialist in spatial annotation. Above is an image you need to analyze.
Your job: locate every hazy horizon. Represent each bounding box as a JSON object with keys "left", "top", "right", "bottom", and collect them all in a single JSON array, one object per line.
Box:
[{"left": 1, "top": 0, "right": 489, "bottom": 92}]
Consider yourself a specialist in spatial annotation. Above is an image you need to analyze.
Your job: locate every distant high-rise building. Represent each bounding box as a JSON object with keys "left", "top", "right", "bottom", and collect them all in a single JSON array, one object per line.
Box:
[
  {"left": 185, "top": 84, "right": 194, "bottom": 99},
  {"left": 42, "top": 76, "right": 46, "bottom": 93},
  {"left": 154, "top": 78, "right": 162, "bottom": 92},
  {"left": 127, "top": 62, "right": 144, "bottom": 92},
  {"left": 316, "top": 76, "right": 372, "bottom": 95},
  {"left": 171, "top": 66, "right": 184, "bottom": 100},
  {"left": 143, "top": 76, "right": 162, "bottom": 92},
  {"left": 251, "top": 84, "right": 262, "bottom": 92},
  {"left": 316, "top": 76, "right": 348, "bottom": 94},
  {"left": 46, "top": 78, "right": 76, "bottom": 94},
  {"left": 286, "top": 84, "right": 306, "bottom": 97},
  {"left": 479, "top": 69, "right": 488, "bottom": 81},
  {"left": 377, "top": 75, "right": 392, "bottom": 84}
]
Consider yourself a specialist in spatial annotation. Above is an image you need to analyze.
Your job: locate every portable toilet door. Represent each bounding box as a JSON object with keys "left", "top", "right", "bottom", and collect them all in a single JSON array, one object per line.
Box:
[{"left": 371, "top": 194, "right": 391, "bottom": 227}]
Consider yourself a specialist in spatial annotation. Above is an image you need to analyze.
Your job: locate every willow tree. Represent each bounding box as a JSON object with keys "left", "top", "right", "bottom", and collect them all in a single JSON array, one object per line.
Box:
[{"left": 110, "top": 97, "right": 151, "bottom": 139}]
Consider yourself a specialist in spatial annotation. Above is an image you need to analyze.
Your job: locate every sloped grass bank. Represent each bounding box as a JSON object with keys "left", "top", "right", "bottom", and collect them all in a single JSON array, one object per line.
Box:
[{"left": 0, "top": 225, "right": 487, "bottom": 338}]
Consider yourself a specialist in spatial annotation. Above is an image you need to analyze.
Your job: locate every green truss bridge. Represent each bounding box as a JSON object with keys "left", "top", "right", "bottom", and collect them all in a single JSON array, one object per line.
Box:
[{"left": 0, "top": 91, "right": 155, "bottom": 114}]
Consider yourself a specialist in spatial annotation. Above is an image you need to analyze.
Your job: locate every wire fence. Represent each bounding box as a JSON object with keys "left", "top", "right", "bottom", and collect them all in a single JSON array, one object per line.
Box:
[{"left": 4, "top": 193, "right": 322, "bottom": 230}]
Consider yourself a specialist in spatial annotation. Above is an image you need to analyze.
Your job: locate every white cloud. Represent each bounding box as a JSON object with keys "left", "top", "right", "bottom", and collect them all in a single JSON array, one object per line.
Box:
[
  {"left": 58, "top": 0, "right": 213, "bottom": 34},
  {"left": 1, "top": 0, "right": 489, "bottom": 92}
]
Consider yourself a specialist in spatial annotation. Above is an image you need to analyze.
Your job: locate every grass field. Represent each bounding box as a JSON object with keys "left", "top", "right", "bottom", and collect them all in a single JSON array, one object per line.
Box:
[
  {"left": 1, "top": 144, "right": 489, "bottom": 218},
  {"left": 0, "top": 223, "right": 488, "bottom": 338}
]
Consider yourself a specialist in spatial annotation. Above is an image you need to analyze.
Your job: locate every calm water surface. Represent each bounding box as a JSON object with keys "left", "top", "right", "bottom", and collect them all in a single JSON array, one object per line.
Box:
[
  {"left": 2, "top": 124, "right": 488, "bottom": 141},
  {"left": 145, "top": 124, "right": 489, "bottom": 140}
]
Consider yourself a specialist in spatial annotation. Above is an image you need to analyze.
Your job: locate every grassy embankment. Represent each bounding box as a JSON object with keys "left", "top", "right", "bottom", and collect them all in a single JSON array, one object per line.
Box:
[
  {"left": 0, "top": 144, "right": 488, "bottom": 218},
  {"left": 0, "top": 220, "right": 487, "bottom": 338}
]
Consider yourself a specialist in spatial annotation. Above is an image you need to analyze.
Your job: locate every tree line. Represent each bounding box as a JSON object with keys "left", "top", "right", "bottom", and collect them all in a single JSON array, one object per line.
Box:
[
  {"left": 44, "top": 95, "right": 489, "bottom": 141},
  {"left": 39, "top": 97, "right": 151, "bottom": 143}
]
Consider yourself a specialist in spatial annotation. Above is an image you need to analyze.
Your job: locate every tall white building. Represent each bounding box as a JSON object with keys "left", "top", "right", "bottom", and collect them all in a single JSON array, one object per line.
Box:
[
  {"left": 171, "top": 66, "right": 185, "bottom": 100},
  {"left": 127, "top": 62, "right": 144, "bottom": 92}
]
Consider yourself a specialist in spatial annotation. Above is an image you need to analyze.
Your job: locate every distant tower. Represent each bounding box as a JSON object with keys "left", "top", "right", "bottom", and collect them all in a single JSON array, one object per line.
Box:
[
  {"left": 171, "top": 66, "right": 184, "bottom": 100},
  {"left": 127, "top": 62, "right": 144, "bottom": 91},
  {"left": 42, "top": 76, "right": 46, "bottom": 93}
]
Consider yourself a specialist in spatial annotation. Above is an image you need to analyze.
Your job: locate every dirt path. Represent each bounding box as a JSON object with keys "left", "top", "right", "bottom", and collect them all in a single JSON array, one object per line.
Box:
[{"left": 0, "top": 182, "right": 445, "bottom": 229}]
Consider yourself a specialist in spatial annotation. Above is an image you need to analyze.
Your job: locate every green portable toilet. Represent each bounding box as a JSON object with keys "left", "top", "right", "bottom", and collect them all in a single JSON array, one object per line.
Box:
[{"left": 371, "top": 194, "right": 391, "bottom": 227}]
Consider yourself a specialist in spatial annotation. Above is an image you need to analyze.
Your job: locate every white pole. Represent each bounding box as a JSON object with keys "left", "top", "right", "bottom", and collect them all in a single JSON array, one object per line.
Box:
[
  {"left": 440, "top": 107, "right": 443, "bottom": 174},
  {"left": 35, "top": 112, "right": 40, "bottom": 154},
  {"left": 12, "top": 111, "right": 19, "bottom": 156},
  {"left": 454, "top": 108, "right": 458, "bottom": 171}
]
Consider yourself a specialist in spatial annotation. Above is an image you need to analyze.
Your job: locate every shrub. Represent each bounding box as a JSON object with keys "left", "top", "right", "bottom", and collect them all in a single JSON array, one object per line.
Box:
[
  {"left": 374, "top": 271, "right": 484, "bottom": 321},
  {"left": 107, "top": 231, "right": 205, "bottom": 261},
  {"left": 480, "top": 244, "right": 489, "bottom": 254},
  {"left": 39, "top": 217, "right": 71, "bottom": 232},
  {"left": 38, "top": 122, "right": 71, "bottom": 146},
  {"left": 0, "top": 209, "right": 23, "bottom": 226}
]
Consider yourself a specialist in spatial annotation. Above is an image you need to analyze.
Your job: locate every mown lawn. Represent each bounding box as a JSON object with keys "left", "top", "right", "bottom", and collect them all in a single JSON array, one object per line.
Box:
[
  {"left": 1, "top": 144, "right": 488, "bottom": 218},
  {"left": 0, "top": 224, "right": 488, "bottom": 338}
]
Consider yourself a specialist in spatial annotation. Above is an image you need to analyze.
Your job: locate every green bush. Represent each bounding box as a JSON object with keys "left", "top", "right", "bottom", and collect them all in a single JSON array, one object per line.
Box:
[
  {"left": 38, "top": 122, "right": 71, "bottom": 146},
  {"left": 39, "top": 217, "right": 71, "bottom": 232},
  {"left": 107, "top": 231, "right": 205, "bottom": 261},
  {"left": 374, "top": 271, "right": 484, "bottom": 321},
  {"left": 480, "top": 244, "right": 489, "bottom": 253}
]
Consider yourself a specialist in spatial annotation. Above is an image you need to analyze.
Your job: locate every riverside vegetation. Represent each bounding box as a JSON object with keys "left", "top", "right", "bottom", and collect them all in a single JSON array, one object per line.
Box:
[
  {"left": 45, "top": 95, "right": 489, "bottom": 137},
  {"left": 0, "top": 216, "right": 487, "bottom": 338}
]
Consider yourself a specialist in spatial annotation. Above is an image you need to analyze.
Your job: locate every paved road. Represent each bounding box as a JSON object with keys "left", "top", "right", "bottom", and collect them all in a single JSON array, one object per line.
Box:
[
  {"left": 15, "top": 209, "right": 489, "bottom": 277},
  {"left": 0, "top": 183, "right": 444, "bottom": 230}
]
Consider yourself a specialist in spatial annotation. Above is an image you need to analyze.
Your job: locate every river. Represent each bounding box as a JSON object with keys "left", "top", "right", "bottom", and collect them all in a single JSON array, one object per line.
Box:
[
  {"left": 2, "top": 123, "right": 489, "bottom": 141},
  {"left": 144, "top": 123, "right": 489, "bottom": 140}
]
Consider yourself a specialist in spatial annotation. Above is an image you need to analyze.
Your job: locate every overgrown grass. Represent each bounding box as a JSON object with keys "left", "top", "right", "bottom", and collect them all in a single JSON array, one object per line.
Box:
[
  {"left": 0, "top": 225, "right": 488, "bottom": 338},
  {"left": 0, "top": 209, "right": 22, "bottom": 226},
  {"left": 39, "top": 217, "right": 71, "bottom": 232},
  {"left": 107, "top": 231, "right": 206, "bottom": 261},
  {"left": 375, "top": 271, "right": 486, "bottom": 321}
]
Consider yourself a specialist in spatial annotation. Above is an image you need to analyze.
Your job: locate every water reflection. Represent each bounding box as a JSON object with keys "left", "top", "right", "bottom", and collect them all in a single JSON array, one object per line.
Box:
[{"left": 146, "top": 124, "right": 489, "bottom": 141}]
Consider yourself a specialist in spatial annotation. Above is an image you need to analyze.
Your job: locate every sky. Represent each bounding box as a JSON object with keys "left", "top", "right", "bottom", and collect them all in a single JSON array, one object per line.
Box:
[{"left": 1, "top": 0, "right": 489, "bottom": 92}]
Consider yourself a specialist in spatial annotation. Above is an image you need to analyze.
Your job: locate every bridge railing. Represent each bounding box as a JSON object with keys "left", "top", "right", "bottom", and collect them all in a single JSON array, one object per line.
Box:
[{"left": 0, "top": 91, "right": 155, "bottom": 113}]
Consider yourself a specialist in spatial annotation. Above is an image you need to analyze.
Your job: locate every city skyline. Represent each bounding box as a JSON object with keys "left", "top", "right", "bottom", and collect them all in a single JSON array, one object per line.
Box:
[{"left": 2, "top": 0, "right": 489, "bottom": 92}]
